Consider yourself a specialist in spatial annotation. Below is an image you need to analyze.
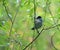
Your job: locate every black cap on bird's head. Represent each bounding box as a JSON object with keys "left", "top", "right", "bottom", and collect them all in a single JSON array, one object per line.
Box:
[{"left": 37, "top": 16, "right": 42, "bottom": 19}]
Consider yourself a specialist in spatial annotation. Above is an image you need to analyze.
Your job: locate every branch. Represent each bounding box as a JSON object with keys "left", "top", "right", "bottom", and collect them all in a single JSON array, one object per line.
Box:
[
  {"left": 45, "top": 1, "right": 59, "bottom": 50},
  {"left": 44, "top": 24, "right": 60, "bottom": 30},
  {"left": 51, "top": 33, "right": 58, "bottom": 50},
  {"left": 23, "top": 23, "right": 60, "bottom": 50},
  {"left": 8, "top": 1, "right": 21, "bottom": 36},
  {"left": 44, "top": 24, "right": 60, "bottom": 50},
  {"left": 46, "top": 0, "right": 60, "bottom": 31},
  {"left": 3, "top": 0, "right": 21, "bottom": 39},
  {"left": 23, "top": 28, "right": 44, "bottom": 50},
  {"left": 3, "top": 0, "right": 12, "bottom": 23}
]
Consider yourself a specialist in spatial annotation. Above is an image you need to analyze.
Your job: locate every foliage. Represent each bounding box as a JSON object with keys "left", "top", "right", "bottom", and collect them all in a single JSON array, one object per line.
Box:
[{"left": 0, "top": 0, "right": 60, "bottom": 50}]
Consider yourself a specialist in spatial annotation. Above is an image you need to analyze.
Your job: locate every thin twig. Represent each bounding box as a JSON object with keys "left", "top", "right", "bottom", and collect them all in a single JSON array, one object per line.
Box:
[
  {"left": 46, "top": 0, "right": 60, "bottom": 31},
  {"left": 3, "top": 0, "right": 21, "bottom": 42},
  {"left": 3, "top": 0, "right": 12, "bottom": 22},
  {"left": 29, "top": 0, "right": 37, "bottom": 49},
  {"left": 9, "top": 1, "right": 21, "bottom": 36},
  {"left": 45, "top": 1, "right": 59, "bottom": 50},
  {"left": 44, "top": 24, "right": 60, "bottom": 30},
  {"left": 34, "top": 0, "right": 36, "bottom": 29},
  {"left": 51, "top": 33, "right": 58, "bottom": 50}
]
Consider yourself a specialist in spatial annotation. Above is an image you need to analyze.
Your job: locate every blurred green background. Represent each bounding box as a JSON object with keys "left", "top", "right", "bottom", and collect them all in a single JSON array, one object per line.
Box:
[{"left": 0, "top": 0, "right": 60, "bottom": 50}]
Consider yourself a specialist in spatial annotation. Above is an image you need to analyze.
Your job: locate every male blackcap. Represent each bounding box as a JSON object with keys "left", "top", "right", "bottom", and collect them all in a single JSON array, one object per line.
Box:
[{"left": 32, "top": 16, "right": 42, "bottom": 30}]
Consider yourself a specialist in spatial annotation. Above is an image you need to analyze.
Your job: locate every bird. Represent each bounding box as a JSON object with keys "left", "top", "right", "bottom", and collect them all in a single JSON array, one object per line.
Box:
[{"left": 32, "top": 16, "right": 42, "bottom": 30}]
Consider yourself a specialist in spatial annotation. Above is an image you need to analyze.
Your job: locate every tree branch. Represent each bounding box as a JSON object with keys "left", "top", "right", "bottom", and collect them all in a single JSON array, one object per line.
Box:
[
  {"left": 23, "top": 23, "right": 60, "bottom": 50},
  {"left": 51, "top": 33, "right": 58, "bottom": 50},
  {"left": 23, "top": 28, "right": 44, "bottom": 50},
  {"left": 3, "top": 0, "right": 21, "bottom": 45},
  {"left": 44, "top": 24, "right": 60, "bottom": 30},
  {"left": 3, "top": 0, "right": 12, "bottom": 23}
]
